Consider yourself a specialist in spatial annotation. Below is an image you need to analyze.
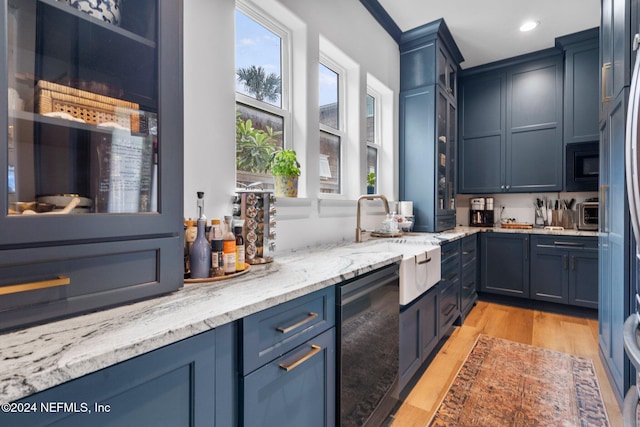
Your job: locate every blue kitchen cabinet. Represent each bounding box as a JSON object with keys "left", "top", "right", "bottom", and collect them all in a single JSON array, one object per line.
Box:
[
  {"left": 241, "top": 328, "right": 335, "bottom": 427},
  {"left": 399, "top": 19, "right": 462, "bottom": 232},
  {"left": 3, "top": 324, "right": 237, "bottom": 427},
  {"left": 0, "top": 0, "right": 184, "bottom": 332},
  {"left": 558, "top": 29, "right": 600, "bottom": 145},
  {"left": 399, "top": 239, "right": 462, "bottom": 393},
  {"left": 507, "top": 56, "right": 564, "bottom": 193},
  {"left": 458, "top": 52, "right": 564, "bottom": 193},
  {"left": 480, "top": 233, "right": 530, "bottom": 298},
  {"left": 398, "top": 286, "right": 438, "bottom": 392},
  {"left": 460, "top": 234, "right": 479, "bottom": 318},
  {"left": 239, "top": 287, "right": 336, "bottom": 427},
  {"left": 530, "top": 235, "right": 598, "bottom": 308},
  {"left": 599, "top": 88, "right": 632, "bottom": 403},
  {"left": 458, "top": 71, "right": 506, "bottom": 194},
  {"left": 438, "top": 240, "right": 461, "bottom": 337}
]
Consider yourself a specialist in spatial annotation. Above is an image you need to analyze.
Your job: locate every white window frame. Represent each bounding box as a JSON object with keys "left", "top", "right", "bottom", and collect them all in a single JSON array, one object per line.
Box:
[
  {"left": 235, "top": 1, "right": 293, "bottom": 149},
  {"left": 318, "top": 55, "right": 347, "bottom": 197},
  {"left": 366, "top": 88, "right": 381, "bottom": 192}
]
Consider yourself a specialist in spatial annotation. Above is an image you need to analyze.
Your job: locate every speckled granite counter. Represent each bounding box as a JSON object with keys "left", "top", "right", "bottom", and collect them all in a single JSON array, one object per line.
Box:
[{"left": 0, "top": 225, "right": 597, "bottom": 403}]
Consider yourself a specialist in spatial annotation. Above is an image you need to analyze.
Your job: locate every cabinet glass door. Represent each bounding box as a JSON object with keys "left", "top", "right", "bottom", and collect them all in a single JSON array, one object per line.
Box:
[
  {"left": 6, "top": 0, "right": 158, "bottom": 217},
  {"left": 437, "top": 92, "right": 447, "bottom": 213},
  {"left": 447, "top": 100, "right": 456, "bottom": 210},
  {"left": 437, "top": 91, "right": 455, "bottom": 214}
]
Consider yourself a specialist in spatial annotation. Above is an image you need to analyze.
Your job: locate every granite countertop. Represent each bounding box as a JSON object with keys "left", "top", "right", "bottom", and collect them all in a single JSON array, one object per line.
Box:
[{"left": 0, "top": 225, "right": 597, "bottom": 403}]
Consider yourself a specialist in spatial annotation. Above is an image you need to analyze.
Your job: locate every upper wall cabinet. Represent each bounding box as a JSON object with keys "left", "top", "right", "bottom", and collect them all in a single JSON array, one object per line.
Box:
[
  {"left": 0, "top": 0, "right": 184, "bottom": 331},
  {"left": 601, "top": 0, "right": 631, "bottom": 118},
  {"left": 399, "top": 19, "right": 463, "bottom": 232},
  {"left": 459, "top": 51, "right": 564, "bottom": 194},
  {"left": 558, "top": 29, "right": 599, "bottom": 144}
]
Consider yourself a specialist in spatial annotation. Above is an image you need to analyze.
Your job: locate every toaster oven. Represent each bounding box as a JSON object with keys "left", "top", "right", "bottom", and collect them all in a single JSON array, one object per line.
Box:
[{"left": 577, "top": 201, "right": 599, "bottom": 230}]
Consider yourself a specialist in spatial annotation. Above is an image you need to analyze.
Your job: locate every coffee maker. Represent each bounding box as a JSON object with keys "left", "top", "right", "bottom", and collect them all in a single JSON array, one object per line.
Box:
[{"left": 469, "top": 197, "right": 495, "bottom": 227}]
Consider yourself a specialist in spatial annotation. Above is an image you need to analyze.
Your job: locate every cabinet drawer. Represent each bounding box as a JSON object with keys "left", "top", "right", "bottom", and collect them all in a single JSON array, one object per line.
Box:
[
  {"left": 0, "top": 237, "right": 182, "bottom": 332},
  {"left": 440, "top": 240, "right": 460, "bottom": 266},
  {"left": 241, "top": 287, "right": 335, "bottom": 375},
  {"left": 531, "top": 235, "right": 598, "bottom": 250},
  {"left": 461, "top": 264, "right": 477, "bottom": 300},
  {"left": 461, "top": 235, "right": 477, "bottom": 268},
  {"left": 441, "top": 254, "right": 460, "bottom": 285},
  {"left": 242, "top": 327, "right": 336, "bottom": 427},
  {"left": 438, "top": 280, "right": 459, "bottom": 336}
]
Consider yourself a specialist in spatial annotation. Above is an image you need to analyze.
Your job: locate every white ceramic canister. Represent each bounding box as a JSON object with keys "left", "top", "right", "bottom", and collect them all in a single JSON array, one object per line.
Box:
[{"left": 398, "top": 201, "right": 413, "bottom": 216}]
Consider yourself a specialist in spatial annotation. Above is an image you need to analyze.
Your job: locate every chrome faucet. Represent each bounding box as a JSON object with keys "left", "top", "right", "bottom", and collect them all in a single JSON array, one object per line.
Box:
[{"left": 356, "top": 194, "right": 390, "bottom": 243}]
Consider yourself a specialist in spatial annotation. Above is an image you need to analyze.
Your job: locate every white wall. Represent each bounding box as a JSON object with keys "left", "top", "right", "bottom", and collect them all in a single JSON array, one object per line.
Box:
[{"left": 183, "top": 0, "right": 401, "bottom": 251}]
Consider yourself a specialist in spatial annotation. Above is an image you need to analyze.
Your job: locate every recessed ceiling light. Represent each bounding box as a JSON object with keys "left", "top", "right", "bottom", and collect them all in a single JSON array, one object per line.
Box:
[{"left": 520, "top": 21, "right": 539, "bottom": 32}]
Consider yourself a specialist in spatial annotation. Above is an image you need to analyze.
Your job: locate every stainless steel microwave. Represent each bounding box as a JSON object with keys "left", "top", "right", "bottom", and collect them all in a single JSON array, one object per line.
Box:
[
  {"left": 566, "top": 142, "right": 599, "bottom": 192},
  {"left": 577, "top": 201, "right": 599, "bottom": 230}
]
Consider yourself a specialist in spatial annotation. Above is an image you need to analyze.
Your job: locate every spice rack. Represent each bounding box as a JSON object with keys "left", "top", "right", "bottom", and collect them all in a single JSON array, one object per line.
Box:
[{"left": 233, "top": 190, "right": 276, "bottom": 264}]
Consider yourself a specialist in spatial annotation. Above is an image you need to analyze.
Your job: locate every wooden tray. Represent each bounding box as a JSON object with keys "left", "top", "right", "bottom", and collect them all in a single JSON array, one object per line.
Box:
[
  {"left": 184, "top": 263, "right": 250, "bottom": 284},
  {"left": 371, "top": 231, "right": 403, "bottom": 238},
  {"left": 500, "top": 223, "right": 533, "bottom": 229}
]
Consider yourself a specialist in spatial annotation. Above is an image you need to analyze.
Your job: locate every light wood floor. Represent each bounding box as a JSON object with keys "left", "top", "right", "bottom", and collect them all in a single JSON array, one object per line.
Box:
[{"left": 390, "top": 301, "right": 623, "bottom": 426}]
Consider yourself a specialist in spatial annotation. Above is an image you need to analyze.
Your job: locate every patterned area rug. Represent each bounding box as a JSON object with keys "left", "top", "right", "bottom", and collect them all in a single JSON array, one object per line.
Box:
[{"left": 429, "top": 334, "right": 610, "bottom": 426}]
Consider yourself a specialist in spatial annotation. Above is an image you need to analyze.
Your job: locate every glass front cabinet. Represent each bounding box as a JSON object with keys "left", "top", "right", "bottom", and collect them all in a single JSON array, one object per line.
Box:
[{"left": 0, "top": 0, "right": 183, "bottom": 331}]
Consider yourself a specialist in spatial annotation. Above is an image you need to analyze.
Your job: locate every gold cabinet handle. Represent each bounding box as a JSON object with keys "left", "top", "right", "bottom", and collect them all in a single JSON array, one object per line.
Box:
[
  {"left": 0, "top": 276, "right": 70, "bottom": 296},
  {"left": 279, "top": 344, "right": 322, "bottom": 372},
  {"left": 602, "top": 62, "right": 612, "bottom": 102},
  {"left": 276, "top": 312, "right": 318, "bottom": 334}
]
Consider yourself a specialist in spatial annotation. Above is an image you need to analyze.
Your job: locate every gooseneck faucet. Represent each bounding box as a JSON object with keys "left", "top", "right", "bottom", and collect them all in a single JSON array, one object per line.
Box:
[{"left": 356, "top": 194, "right": 390, "bottom": 243}]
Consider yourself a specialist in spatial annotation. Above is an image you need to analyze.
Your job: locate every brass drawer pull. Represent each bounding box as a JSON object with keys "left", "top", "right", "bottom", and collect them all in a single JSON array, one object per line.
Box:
[
  {"left": 276, "top": 312, "right": 318, "bottom": 334},
  {"left": 279, "top": 344, "right": 322, "bottom": 372},
  {"left": 0, "top": 276, "right": 70, "bottom": 296}
]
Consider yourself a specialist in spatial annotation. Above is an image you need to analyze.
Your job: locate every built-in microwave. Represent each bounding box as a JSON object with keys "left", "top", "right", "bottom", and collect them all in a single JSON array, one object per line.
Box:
[{"left": 566, "top": 142, "right": 599, "bottom": 192}]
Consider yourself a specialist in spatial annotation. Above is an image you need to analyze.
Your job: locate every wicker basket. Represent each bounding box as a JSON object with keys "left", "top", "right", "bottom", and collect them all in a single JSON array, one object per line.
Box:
[{"left": 35, "top": 80, "right": 140, "bottom": 132}]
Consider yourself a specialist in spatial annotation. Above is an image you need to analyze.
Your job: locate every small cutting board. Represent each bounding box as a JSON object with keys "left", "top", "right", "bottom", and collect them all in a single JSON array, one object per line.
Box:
[{"left": 500, "top": 222, "right": 533, "bottom": 229}]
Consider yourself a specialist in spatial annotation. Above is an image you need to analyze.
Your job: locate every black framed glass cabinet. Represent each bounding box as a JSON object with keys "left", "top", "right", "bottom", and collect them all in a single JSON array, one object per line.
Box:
[{"left": 0, "top": 0, "right": 183, "bottom": 331}]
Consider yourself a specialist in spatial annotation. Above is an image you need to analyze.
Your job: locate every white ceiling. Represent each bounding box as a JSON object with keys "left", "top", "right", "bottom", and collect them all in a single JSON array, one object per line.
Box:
[{"left": 377, "top": 0, "right": 601, "bottom": 69}]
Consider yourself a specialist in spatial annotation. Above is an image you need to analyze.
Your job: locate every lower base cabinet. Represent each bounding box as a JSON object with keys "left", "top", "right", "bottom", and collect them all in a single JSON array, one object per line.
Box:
[
  {"left": 530, "top": 236, "right": 598, "bottom": 308},
  {"left": 241, "top": 328, "right": 336, "bottom": 427},
  {"left": 239, "top": 287, "right": 336, "bottom": 427},
  {"left": 460, "top": 234, "right": 479, "bottom": 318},
  {"left": 481, "top": 233, "right": 530, "bottom": 297},
  {"left": 398, "top": 286, "right": 438, "bottom": 391},
  {"left": 5, "top": 323, "right": 237, "bottom": 427}
]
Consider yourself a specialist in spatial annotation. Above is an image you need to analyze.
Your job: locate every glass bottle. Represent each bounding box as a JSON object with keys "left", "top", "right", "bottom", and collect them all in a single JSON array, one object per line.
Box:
[
  {"left": 189, "top": 192, "right": 211, "bottom": 279},
  {"left": 234, "top": 219, "right": 245, "bottom": 272},
  {"left": 210, "top": 219, "right": 224, "bottom": 277},
  {"left": 223, "top": 216, "right": 236, "bottom": 274},
  {"left": 189, "top": 218, "right": 211, "bottom": 279}
]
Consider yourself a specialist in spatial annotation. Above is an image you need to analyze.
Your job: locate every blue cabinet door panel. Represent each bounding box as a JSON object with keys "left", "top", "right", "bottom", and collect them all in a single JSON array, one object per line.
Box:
[
  {"left": 399, "top": 87, "right": 436, "bottom": 231},
  {"left": 509, "top": 62, "right": 561, "bottom": 129},
  {"left": 564, "top": 42, "right": 599, "bottom": 143},
  {"left": 480, "top": 233, "right": 529, "bottom": 297},
  {"left": 400, "top": 43, "right": 436, "bottom": 91},
  {"left": 458, "top": 135, "right": 503, "bottom": 193},
  {"left": 6, "top": 329, "right": 220, "bottom": 427},
  {"left": 242, "top": 328, "right": 336, "bottom": 427},
  {"left": 508, "top": 127, "right": 563, "bottom": 191},
  {"left": 570, "top": 250, "right": 598, "bottom": 308},
  {"left": 530, "top": 249, "right": 568, "bottom": 304}
]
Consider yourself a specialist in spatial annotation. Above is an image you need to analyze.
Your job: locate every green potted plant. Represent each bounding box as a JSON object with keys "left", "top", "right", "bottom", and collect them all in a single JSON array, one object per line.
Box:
[
  {"left": 269, "top": 149, "right": 301, "bottom": 197},
  {"left": 366, "top": 172, "right": 376, "bottom": 194}
]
